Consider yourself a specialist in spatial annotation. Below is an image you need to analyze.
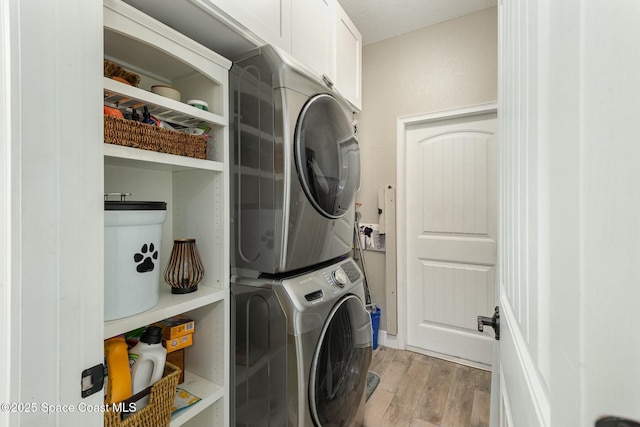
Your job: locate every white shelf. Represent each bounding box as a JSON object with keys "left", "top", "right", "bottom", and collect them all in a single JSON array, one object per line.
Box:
[
  {"left": 104, "top": 143, "right": 224, "bottom": 172},
  {"left": 104, "top": 286, "right": 226, "bottom": 339},
  {"left": 104, "top": 77, "right": 225, "bottom": 128},
  {"left": 103, "top": 1, "right": 230, "bottom": 424},
  {"left": 170, "top": 371, "right": 225, "bottom": 427}
]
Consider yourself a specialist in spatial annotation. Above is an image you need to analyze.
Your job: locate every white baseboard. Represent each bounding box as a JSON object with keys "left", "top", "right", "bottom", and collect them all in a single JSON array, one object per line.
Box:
[
  {"left": 375, "top": 330, "right": 491, "bottom": 371},
  {"left": 406, "top": 345, "right": 491, "bottom": 371},
  {"left": 377, "top": 330, "right": 400, "bottom": 349}
]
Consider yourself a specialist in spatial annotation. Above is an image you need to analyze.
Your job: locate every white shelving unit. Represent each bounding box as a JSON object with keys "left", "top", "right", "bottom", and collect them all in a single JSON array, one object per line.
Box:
[{"left": 103, "top": 1, "right": 231, "bottom": 425}]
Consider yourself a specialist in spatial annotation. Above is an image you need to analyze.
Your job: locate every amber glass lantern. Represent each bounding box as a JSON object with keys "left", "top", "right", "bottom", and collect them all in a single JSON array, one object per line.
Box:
[{"left": 164, "top": 238, "right": 204, "bottom": 294}]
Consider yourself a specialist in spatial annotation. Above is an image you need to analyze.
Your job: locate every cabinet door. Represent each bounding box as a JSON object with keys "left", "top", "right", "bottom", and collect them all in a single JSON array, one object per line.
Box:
[
  {"left": 197, "top": 0, "right": 292, "bottom": 52},
  {"left": 291, "top": 0, "right": 336, "bottom": 80},
  {"left": 335, "top": 3, "right": 362, "bottom": 111}
]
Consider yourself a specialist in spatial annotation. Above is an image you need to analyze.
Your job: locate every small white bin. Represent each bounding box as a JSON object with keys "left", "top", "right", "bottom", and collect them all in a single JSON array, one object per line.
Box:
[{"left": 104, "top": 199, "right": 167, "bottom": 321}]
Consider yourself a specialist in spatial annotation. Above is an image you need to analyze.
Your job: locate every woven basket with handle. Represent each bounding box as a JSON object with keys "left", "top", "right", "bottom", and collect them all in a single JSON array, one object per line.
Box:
[{"left": 104, "top": 362, "right": 181, "bottom": 427}]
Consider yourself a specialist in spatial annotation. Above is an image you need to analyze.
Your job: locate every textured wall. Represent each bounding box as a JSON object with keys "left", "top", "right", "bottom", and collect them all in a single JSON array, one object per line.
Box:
[{"left": 356, "top": 7, "right": 497, "bottom": 333}]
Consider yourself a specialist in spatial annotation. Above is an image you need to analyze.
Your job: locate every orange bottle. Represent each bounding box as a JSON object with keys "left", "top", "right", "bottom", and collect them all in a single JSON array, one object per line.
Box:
[{"left": 104, "top": 336, "right": 132, "bottom": 404}]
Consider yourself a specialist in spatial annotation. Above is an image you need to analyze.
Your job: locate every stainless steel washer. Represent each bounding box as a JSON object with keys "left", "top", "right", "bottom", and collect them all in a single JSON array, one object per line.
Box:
[{"left": 232, "top": 257, "right": 372, "bottom": 426}]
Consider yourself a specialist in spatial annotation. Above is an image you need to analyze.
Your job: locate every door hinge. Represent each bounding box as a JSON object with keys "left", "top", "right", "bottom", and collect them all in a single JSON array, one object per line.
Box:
[
  {"left": 81, "top": 364, "right": 106, "bottom": 398},
  {"left": 477, "top": 306, "right": 500, "bottom": 340},
  {"left": 596, "top": 416, "right": 640, "bottom": 427}
]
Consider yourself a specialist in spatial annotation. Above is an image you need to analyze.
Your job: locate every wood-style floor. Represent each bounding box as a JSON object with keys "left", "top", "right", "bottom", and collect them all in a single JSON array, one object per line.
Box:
[{"left": 364, "top": 346, "right": 491, "bottom": 427}]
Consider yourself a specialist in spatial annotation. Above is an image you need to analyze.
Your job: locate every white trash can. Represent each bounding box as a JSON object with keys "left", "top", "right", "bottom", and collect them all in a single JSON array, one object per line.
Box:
[{"left": 104, "top": 199, "right": 167, "bottom": 321}]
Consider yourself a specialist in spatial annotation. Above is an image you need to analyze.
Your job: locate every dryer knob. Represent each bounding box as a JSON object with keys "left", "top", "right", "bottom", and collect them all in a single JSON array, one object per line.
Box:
[{"left": 331, "top": 269, "right": 349, "bottom": 288}]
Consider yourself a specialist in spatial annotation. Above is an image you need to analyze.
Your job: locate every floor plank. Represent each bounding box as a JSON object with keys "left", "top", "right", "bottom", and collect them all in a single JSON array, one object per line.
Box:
[
  {"left": 365, "top": 347, "right": 491, "bottom": 427},
  {"left": 413, "top": 358, "right": 455, "bottom": 424},
  {"left": 470, "top": 391, "right": 491, "bottom": 427},
  {"left": 409, "top": 418, "right": 438, "bottom": 427},
  {"left": 440, "top": 364, "right": 476, "bottom": 426},
  {"left": 364, "top": 388, "right": 395, "bottom": 427},
  {"left": 378, "top": 350, "right": 415, "bottom": 394},
  {"left": 369, "top": 345, "right": 395, "bottom": 375},
  {"left": 395, "top": 357, "right": 433, "bottom": 410},
  {"left": 380, "top": 396, "right": 415, "bottom": 427}
]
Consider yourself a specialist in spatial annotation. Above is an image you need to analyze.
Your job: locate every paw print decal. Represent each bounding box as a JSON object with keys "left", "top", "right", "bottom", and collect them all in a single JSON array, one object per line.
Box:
[{"left": 134, "top": 243, "right": 158, "bottom": 273}]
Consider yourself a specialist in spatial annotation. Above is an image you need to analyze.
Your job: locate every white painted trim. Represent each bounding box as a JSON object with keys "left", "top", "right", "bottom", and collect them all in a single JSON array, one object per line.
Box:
[
  {"left": 376, "top": 330, "right": 399, "bottom": 349},
  {"left": 501, "top": 293, "right": 550, "bottom": 426},
  {"left": 104, "top": 0, "right": 231, "bottom": 70},
  {"left": 407, "top": 345, "right": 491, "bottom": 371},
  {"left": 395, "top": 102, "right": 498, "bottom": 354},
  {"left": 0, "top": 0, "right": 11, "bottom": 420},
  {"left": 397, "top": 102, "right": 498, "bottom": 126},
  {"left": 500, "top": 367, "right": 515, "bottom": 427},
  {"left": 378, "top": 329, "right": 491, "bottom": 372}
]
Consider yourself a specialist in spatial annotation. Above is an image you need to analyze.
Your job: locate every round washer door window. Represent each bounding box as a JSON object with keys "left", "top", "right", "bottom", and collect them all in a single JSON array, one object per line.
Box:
[
  {"left": 309, "top": 295, "right": 372, "bottom": 426},
  {"left": 295, "top": 94, "right": 360, "bottom": 219}
]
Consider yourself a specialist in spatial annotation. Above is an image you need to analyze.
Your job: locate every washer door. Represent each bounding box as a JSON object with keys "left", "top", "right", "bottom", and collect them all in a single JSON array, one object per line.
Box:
[
  {"left": 295, "top": 94, "right": 360, "bottom": 219},
  {"left": 309, "top": 295, "right": 372, "bottom": 426}
]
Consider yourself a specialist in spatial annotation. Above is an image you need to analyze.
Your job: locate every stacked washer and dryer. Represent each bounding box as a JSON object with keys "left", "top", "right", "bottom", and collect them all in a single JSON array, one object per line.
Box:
[{"left": 230, "top": 45, "right": 372, "bottom": 426}]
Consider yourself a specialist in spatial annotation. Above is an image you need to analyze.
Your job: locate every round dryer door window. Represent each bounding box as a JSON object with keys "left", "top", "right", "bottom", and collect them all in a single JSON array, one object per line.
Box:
[
  {"left": 295, "top": 94, "right": 360, "bottom": 219},
  {"left": 309, "top": 295, "right": 372, "bottom": 426}
]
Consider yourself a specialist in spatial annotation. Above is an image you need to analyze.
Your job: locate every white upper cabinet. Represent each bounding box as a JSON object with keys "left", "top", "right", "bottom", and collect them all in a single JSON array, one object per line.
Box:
[
  {"left": 122, "top": 0, "right": 362, "bottom": 109},
  {"left": 193, "top": 0, "right": 293, "bottom": 52},
  {"left": 334, "top": 3, "right": 362, "bottom": 111},
  {"left": 291, "top": 0, "right": 336, "bottom": 83}
]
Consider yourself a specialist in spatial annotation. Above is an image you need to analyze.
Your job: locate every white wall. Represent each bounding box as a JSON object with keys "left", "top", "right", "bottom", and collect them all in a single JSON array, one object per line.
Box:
[{"left": 357, "top": 7, "right": 497, "bottom": 332}]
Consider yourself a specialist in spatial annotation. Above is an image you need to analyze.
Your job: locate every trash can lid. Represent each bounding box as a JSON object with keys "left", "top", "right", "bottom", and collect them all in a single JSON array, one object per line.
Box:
[{"left": 105, "top": 201, "right": 167, "bottom": 211}]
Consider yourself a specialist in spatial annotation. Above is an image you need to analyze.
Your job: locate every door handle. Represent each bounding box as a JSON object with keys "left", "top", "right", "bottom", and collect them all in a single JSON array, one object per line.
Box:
[
  {"left": 596, "top": 416, "right": 640, "bottom": 427},
  {"left": 477, "top": 306, "right": 500, "bottom": 340}
]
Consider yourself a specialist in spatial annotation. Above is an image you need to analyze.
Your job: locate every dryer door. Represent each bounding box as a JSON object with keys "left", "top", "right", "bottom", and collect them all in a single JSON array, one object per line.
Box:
[
  {"left": 295, "top": 94, "right": 360, "bottom": 219},
  {"left": 309, "top": 295, "right": 372, "bottom": 427}
]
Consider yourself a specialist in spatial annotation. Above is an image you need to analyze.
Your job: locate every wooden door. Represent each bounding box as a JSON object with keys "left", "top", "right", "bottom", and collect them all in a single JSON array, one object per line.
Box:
[
  {"left": 403, "top": 107, "right": 497, "bottom": 366},
  {"left": 495, "top": 0, "right": 640, "bottom": 426},
  {"left": 494, "top": 0, "right": 550, "bottom": 420}
]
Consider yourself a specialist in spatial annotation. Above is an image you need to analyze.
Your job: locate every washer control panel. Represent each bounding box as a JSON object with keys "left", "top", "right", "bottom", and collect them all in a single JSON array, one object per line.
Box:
[
  {"left": 282, "top": 259, "right": 364, "bottom": 311},
  {"left": 341, "top": 260, "right": 361, "bottom": 283},
  {"left": 330, "top": 269, "right": 348, "bottom": 288},
  {"left": 320, "top": 259, "right": 362, "bottom": 289}
]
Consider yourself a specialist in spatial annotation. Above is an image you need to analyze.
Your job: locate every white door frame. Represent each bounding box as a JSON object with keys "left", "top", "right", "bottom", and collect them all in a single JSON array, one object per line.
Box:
[
  {"left": 0, "top": 0, "right": 12, "bottom": 421},
  {"left": 396, "top": 102, "right": 498, "bottom": 353}
]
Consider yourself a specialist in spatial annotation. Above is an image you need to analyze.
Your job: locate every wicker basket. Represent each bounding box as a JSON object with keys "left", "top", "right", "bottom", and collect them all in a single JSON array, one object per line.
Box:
[
  {"left": 104, "top": 362, "right": 181, "bottom": 427},
  {"left": 104, "top": 115, "right": 207, "bottom": 159}
]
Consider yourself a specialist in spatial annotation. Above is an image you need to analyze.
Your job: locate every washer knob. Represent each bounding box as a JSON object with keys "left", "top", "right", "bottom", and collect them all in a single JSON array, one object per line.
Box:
[{"left": 331, "top": 269, "right": 348, "bottom": 288}]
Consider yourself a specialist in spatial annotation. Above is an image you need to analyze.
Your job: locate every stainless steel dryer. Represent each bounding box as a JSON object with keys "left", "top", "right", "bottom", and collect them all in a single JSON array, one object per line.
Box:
[
  {"left": 232, "top": 257, "right": 372, "bottom": 426},
  {"left": 230, "top": 45, "right": 361, "bottom": 276}
]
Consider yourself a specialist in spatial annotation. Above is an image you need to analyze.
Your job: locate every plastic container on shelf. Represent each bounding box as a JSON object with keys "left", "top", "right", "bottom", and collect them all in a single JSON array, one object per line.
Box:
[
  {"left": 370, "top": 307, "right": 381, "bottom": 350},
  {"left": 104, "top": 336, "right": 133, "bottom": 404},
  {"left": 187, "top": 99, "right": 208, "bottom": 111},
  {"left": 104, "top": 194, "right": 167, "bottom": 321},
  {"left": 129, "top": 326, "right": 167, "bottom": 408}
]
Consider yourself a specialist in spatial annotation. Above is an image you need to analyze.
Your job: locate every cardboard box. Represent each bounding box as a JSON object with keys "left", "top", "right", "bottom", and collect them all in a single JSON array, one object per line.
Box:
[
  {"left": 163, "top": 333, "right": 193, "bottom": 353},
  {"left": 152, "top": 315, "right": 195, "bottom": 340},
  {"left": 166, "top": 349, "right": 185, "bottom": 384}
]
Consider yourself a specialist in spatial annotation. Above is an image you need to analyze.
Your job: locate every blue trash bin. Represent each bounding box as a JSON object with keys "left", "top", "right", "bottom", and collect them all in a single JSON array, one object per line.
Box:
[{"left": 370, "top": 307, "right": 381, "bottom": 350}]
